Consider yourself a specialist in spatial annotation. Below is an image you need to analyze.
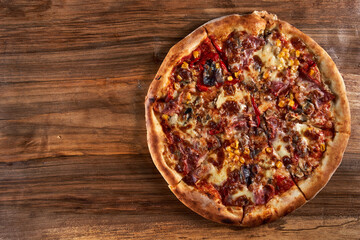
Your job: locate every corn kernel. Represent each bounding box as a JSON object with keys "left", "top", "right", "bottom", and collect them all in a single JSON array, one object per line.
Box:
[
  {"left": 278, "top": 65, "right": 284, "bottom": 71},
  {"left": 296, "top": 50, "right": 300, "bottom": 57},
  {"left": 239, "top": 157, "right": 245, "bottom": 164},
  {"left": 234, "top": 71, "right": 240, "bottom": 78},
  {"left": 227, "top": 76, "right": 233, "bottom": 81},
  {"left": 276, "top": 161, "right": 283, "bottom": 168},
  {"left": 289, "top": 59, "right": 294, "bottom": 66},
  {"left": 320, "top": 143, "right": 326, "bottom": 152},
  {"left": 234, "top": 155, "right": 239, "bottom": 162},
  {"left": 280, "top": 58, "right": 285, "bottom": 66},
  {"left": 193, "top": 51, "right": 200, "bottom": 59},
  {"left": 234, "top": 149, "right": 240, "bottom": 155},
  {"left": 226, "top": 146, "right": 232, "bottom": 152},
  {"left": 283, "top": 48, "right": 289, "bottom": 53},
  {"left": 278, "top": 52, "right": 284, "bottom": 58},
  {"left": 278, "top": 100, "right": 286, "bottom": 108},
  {"left": 244, "top": 148, "right": 250, "bottom": 155},
  {"left": 289, "top": 93, "right": 294, "bottom": 100},
  {"left": 266, "top": 147, "right": 272, "bottom": 153},
  {"left": 229, "top": 152, "right": 234, "bottom": 159},
  {"left": 181, "top": 62, "right": 189, "bottom": 69},
  {"left": 176, "top": 75, "right": 183, "bottom": 81},
  {"left": 285, "top": 52, "right": 290, "bottom": 58},
  {"left": 186, "top": 92, "right": 191, "bottom": 100},
  {"left": 276, "top": 39, "right": 281, "bottom": 47},
  {"left": 263, "top": 71, "right": 269, "bottom": 79},
  {"left": 174, "top": 82, "right": 180, "bottom": 90},
  {"left": 215, "top": 63, "right": 220, "bottom": 69},
  {"left": 235, "top": 140, "right": 239, "bottom": 149},
  {"left": 288, "top": 100, "right": 295, "bottom": 107},
  {"left": 309, "top": 68, "right": 315, "bottom": 76},
  {"left": 291, "top": 65, "right": 298, "bottom": 73},
  {"left": 294, "top": 59, "right": 300, "bottom": 66},
  {"left": 162, "top": 114, "right": 169, "bottom": 121}
]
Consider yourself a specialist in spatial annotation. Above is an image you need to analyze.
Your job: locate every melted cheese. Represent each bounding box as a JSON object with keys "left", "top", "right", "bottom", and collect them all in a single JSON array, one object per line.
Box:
[
  {"left": 215, "top": 90, "right": 227, "bottom": 109},
  {"left": 254, "top": 42, "right": 280, "bottom": 69},
  {"left": 272, "top": 123, "right": 312, "bottom": 158},
  {"left": 207, "top": 165, "right": 229, "bottom": 185},
  {"left": 294, "top": 123, "right": 310, "bottom": 145},
  {"left": 264, "top": 168, "right": 275, "bottom": 179},
  {"left": 272, "top": 132, "right": 290, "bottom": 158},
  {"left": 232, "top": 187, "right": 255, "bottom": 203},
  {"left": 169, "top": 114, "right": 178, "bottom": 125},
  {"left": 215, "top": 88, "right": 248, "bottom": 110}
]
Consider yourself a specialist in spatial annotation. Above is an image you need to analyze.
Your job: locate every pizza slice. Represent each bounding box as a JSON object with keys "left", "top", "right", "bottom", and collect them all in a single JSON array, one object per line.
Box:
[{"left": 270, "top": 119, "right": 349, "bottom": 199}]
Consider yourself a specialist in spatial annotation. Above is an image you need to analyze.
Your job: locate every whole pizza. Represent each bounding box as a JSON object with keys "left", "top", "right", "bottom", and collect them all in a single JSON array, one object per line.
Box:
[{"left": 145, "top": 11, "right": 350, "bottom": 226}]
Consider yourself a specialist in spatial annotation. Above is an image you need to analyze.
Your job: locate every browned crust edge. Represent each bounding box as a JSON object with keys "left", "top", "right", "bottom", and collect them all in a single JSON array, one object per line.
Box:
[
  {"left": 296, "top": 132, "right": 350, "bottom": 200},
  {"left": 145, "top": 27, "right": 208, "bottom": 186},
  {"left": 242, "top": 185, "right": 306, "bottom": 227},
  {"left": 169, "top": 181, "right": 244, "bottom": 225},
  {"left": 202, "top": 12, "right": 267, "bottom": 42}
]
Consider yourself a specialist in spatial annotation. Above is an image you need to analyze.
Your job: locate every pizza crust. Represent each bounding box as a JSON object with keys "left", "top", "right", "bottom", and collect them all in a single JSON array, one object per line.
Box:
[
  {"left": 145, "top": 27, "right": 208, "bottom": 185},
  {"left": 296, "top": 132, "right": 350, "bottom": 200},
  {"left": 170, "top": 181, "right": 244, "bottom": 225},
  {"left": 242, "top": 185, "right": 306, "bottom": 227},
  {"left": 203, "top": 12, "right": 267, "bottom": 44}
]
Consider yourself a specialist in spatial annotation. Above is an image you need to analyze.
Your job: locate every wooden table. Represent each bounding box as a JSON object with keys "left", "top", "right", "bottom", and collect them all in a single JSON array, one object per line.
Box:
[{"left": 0, "top": 0, "right": 359, "bottom": 239}]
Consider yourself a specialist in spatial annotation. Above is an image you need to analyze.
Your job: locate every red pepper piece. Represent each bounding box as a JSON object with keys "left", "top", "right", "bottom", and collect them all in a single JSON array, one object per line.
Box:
[
  {"left": 220, "top": 61, "right": 228, "bottom": 72},
  {"left": 251, "top": 96, "right": 261, "bottom": 127},
  {"left": 251, "top": 96, "right": 261, "bottom": 116},
  {"left": 256, "top": 115, "right": 261, "bottom": 127},
  {"left": 211, "top": 38, "right": 223, "bottom": 54},
  {"left": 196, "top": 80, "right": 208, "bottom": 92}
]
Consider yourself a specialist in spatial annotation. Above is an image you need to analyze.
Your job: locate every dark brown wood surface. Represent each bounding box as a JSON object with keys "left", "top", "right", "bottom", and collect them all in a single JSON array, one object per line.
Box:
[{"left": 0, "top": 0, "right": 359, "bottom": 239}]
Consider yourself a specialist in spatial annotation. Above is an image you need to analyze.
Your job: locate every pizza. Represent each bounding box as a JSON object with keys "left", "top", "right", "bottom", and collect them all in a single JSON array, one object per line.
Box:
[{"left": 145, "top": 11, "right": 350, "bottom": 226}]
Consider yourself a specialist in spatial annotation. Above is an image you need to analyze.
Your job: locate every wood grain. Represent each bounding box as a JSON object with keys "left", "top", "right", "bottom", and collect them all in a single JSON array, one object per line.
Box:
[{"left": 0, "top": 0, "right": 359, "bottom": 239}]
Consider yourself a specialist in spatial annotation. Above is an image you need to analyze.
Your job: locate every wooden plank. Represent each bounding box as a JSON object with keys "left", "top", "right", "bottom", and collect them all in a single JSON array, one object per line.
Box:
[
  {"left": 0, "top": 154, "right": 358, "bottom": 239},
  {"left": 0, "top": 0, "right": 358, "bottom": 239}
]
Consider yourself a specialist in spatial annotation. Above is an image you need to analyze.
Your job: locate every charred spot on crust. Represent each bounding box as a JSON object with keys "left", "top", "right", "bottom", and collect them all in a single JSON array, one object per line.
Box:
[
  {"left": 262, "top": 215, "right": 273, "bottom": 224},
  {"left": 156, "top": 75, "right": 162, "bottom": 80},
  {"left": 221, "top": 218, "right": 235, "bottom": 224}
]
